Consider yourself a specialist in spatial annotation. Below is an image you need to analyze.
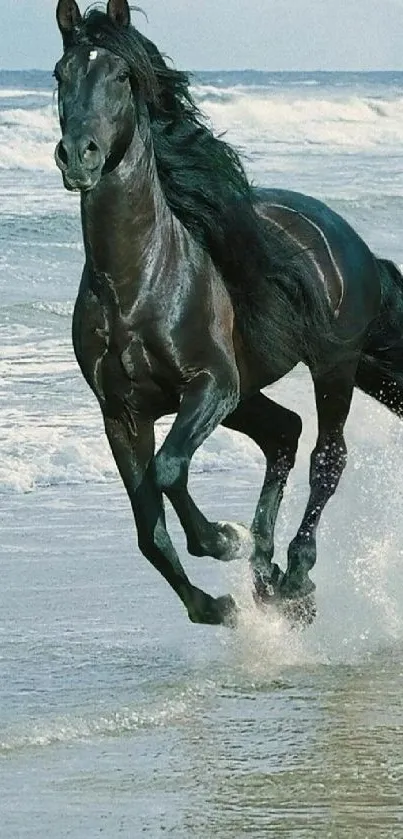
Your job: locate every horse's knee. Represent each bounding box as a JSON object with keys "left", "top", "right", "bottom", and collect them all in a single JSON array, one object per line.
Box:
[
  {"left": 137, "top": 521, "right": 156, "bottom": 559},
  {"left": 137, "top": 515, "right": 170, "bottom": 562},
  {"left": 153, "top": 450, "right": 188, "bottom": 495}
]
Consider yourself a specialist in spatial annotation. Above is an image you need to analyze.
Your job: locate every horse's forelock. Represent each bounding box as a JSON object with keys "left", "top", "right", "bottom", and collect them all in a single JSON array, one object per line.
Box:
[{"left": 71, "top": 9, "right": 160, "bottom": 103}]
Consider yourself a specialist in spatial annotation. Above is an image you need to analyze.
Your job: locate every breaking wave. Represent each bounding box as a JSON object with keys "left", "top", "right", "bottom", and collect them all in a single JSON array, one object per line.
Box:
[{"left": 2, "top": 80, "right": 403, "bottom": 170}]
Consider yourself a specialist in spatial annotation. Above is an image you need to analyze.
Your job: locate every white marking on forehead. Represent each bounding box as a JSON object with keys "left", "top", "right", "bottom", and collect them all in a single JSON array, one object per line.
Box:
[{"left": 89, "top": 50, "right": 98, "bottom": 61}]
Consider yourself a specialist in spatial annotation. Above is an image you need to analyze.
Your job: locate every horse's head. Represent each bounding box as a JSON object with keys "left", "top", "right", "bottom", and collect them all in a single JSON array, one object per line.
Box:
[{"left": 54, "top": 0, "right": 157, "bottom": 191}]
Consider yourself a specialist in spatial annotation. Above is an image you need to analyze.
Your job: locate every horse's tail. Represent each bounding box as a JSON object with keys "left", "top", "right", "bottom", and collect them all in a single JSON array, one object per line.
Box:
[{"left": 355, "top": 258, "right": 403, "bottom": 415}]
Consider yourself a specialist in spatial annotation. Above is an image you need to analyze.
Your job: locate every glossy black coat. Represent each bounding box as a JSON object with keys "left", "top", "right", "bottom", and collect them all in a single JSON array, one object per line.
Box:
[{"left": 54, "top": 0, "right": 403, "bottom": 625}]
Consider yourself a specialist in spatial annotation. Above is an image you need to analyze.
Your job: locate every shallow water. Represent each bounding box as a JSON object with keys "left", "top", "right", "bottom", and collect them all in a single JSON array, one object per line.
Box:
[
  {"left": 1, "top": 69, "right": 403, "bottom": 837},
  {"left": 1, "top": 482, "right": 403, "bottom": 838}
]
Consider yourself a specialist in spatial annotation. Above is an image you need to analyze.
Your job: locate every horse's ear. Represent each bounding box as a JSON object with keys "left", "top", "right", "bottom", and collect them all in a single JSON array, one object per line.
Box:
[
  {"left": 56, "top": 0, "right": 82, "bottom": 43},
  {"left": 107, "top": 0, "right": 131, "bottom": 27}
]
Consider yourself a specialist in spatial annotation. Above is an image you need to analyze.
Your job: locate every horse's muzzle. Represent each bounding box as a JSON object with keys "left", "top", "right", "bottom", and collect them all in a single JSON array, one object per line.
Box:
[{"left": 54, "top": 135, "right": 104, "bottom": 191}]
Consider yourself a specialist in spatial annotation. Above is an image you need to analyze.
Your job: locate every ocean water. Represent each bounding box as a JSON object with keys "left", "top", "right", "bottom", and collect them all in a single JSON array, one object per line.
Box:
[{"left": 1, "top": 69, "right": 403, "bottom": 837}]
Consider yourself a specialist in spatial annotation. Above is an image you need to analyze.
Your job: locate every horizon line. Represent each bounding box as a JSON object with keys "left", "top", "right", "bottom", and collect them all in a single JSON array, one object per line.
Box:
[{"left": 2, "top": 66, "right": 403, "bottom": 74}]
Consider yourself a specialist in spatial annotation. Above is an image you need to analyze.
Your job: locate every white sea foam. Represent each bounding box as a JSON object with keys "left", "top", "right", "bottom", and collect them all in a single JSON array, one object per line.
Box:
[
  {"left": 2, "top": 88, "right": 403, "bottom": 172},
  {"left": 196, "top": 87, "right": 403, "bottom": 152},
  {"left": 32, "top": 301, "right": 75, "bottom": 317},
  {"left": 0, "top": 88, "right": 53, "bottom": 99},
  {"left": 0, "top": 104, "right": 59, "bottom": 170},
  {"left": 0, "top": 410, "right": 263, "bottom": 494},
  {"left": 0, "top": 692, "right": 197, "bottom": 754}
]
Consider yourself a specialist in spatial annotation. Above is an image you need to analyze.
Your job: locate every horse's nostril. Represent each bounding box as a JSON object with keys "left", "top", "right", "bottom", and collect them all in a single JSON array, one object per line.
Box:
[
  {"left": 82, "top": 140, "right": 101, "bottom": 168},
  {"left": 56, "top": 140, "right": 69, "bottom": 167}
]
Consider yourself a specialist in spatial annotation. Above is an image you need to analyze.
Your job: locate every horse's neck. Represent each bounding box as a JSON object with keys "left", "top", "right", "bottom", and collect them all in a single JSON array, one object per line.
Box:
[{"left": 81, "top": 129, "right": 177, "bottom": 305}]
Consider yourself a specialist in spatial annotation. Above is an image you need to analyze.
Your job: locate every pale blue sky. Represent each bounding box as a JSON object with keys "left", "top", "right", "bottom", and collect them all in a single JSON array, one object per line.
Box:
[{"left": 2, "top": 0, "right": 403, "bottom": 71}]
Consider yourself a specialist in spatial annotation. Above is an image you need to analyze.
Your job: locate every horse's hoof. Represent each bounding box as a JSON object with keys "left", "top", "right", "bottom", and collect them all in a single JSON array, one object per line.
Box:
[
  {"left": 216, "top": 521, "right": 255, "bottom": 562},
  {"left": 188, "top": 589, "right": 239, "bottom": 627},
  {"left": 253, "top": 563, "right": 284, "bottom": 608},
  {"left": 253, "top": 589, "right": 316, "bottom": 628},
  {"left": 217, "top": 594, "right": 239, "bottom": 628},
  {"left": 274, "top": 571, "right": 316, "bottom": 627},
  {"left": 252, "top": 567, "right": 316, "bottom": 628}
]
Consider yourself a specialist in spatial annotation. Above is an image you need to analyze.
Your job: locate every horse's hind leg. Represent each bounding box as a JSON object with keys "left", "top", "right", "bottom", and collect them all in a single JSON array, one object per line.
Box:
[
  {"left": 222, "top": 393, "right": 302, "bottom": 596},
  {"left": 282, "top": 358, "right": 358, "bottom": 597}
]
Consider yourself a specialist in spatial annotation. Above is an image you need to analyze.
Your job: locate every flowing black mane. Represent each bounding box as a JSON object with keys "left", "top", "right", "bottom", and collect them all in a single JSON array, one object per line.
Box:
[
  {"left": 69, "top": 8, "right": 337, "bottom": 367},
  {"left": 69, "top": 10, "right": 253, "bottom": 213}
]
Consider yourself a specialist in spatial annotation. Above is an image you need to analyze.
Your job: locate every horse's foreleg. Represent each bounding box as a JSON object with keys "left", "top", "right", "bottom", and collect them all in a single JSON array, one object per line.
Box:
[
  {"left": 222, "top": 393, "right": 302, "bottom": 598},
  {"left": 152, "top": 369, "right": 253, "bottom": 563},
  {"left": 282, "top": 360, "right": 357, "bottom": 597},
  {"left": 103, "top": 409, "right": 236, "bottom": 625},
  {"left": 165, "top": 484, "right": 254, "bottom": 563}
]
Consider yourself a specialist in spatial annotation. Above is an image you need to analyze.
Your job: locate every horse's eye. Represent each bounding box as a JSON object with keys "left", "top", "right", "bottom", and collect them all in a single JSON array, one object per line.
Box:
[{"left": 117, "top": 71, "right": 129, "bottom": 83}]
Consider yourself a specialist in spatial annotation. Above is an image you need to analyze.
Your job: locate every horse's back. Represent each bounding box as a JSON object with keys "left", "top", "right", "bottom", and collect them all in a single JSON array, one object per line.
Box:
[{"left": 254, "top": 187, "right": 381, "bottom": 336}]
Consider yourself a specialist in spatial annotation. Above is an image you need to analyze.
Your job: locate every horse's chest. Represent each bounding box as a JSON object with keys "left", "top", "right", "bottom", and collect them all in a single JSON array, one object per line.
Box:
[
  {"left": 75, "top": 290, "right": 178, "bottom": 414},
  {"left": 119, "top": 335, "right": 153, "bottom": 379},
  {"left": 103, "top": 321, "right": 179, "bottom": 414}
]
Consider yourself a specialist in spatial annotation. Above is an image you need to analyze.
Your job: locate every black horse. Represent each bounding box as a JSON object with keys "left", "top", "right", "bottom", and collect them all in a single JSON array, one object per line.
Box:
[{"left": 54, "top": 0, "right": 403, "bottom": 626}]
